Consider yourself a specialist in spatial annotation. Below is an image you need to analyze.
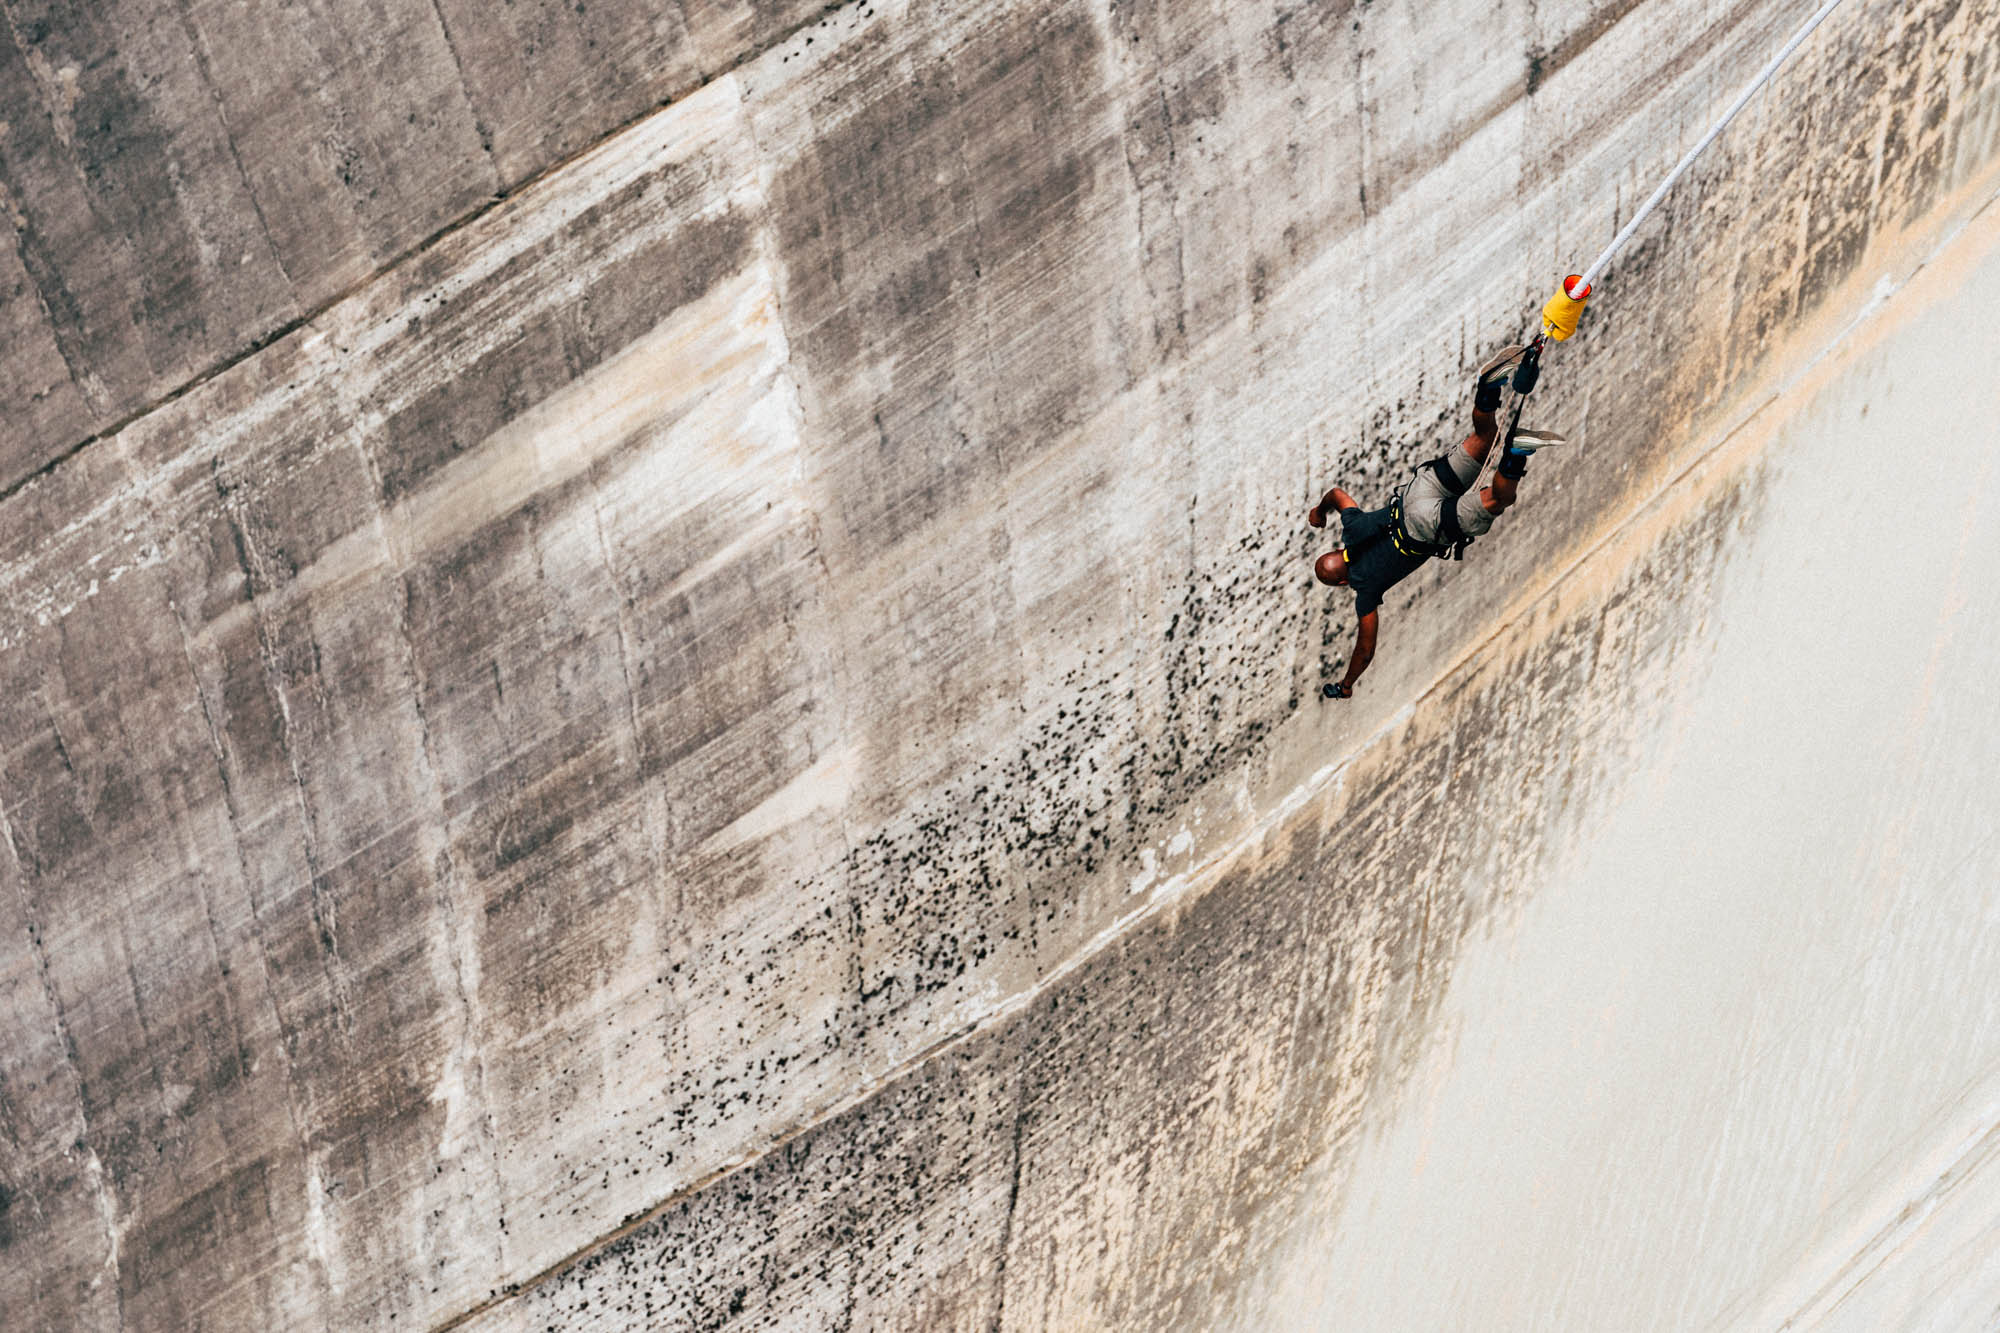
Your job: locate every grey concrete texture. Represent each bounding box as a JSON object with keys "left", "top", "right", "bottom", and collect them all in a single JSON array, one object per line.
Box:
[
  {"left": 0, "top": 0, "right": 833, "bottom": 490},
  {"left": 0, "top": 0, "right": 1996, "bottom": 1327}
]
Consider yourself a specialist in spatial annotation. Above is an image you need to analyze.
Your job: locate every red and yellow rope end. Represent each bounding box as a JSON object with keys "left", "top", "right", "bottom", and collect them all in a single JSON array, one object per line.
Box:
[{"left": 1541, "top": 274, "right": 1591, "bottom": 340}]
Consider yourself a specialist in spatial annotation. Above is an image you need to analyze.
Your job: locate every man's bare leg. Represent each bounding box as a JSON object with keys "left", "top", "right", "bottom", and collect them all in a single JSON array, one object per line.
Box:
[
  {"left": 1460, "top": 407, "right": 1499, "bottom": 466},
  {"left": 1464, "top": 346, "right": 1524, "bottom": 465},
  {"left": 1481, "top": 467, "right": 1519, "bottom": 516}
]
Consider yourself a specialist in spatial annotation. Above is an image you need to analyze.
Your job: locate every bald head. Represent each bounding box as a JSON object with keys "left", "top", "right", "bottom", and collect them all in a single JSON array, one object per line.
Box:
[{"left": 1315, "top": 550, "right": 1349, "bottom": 587}]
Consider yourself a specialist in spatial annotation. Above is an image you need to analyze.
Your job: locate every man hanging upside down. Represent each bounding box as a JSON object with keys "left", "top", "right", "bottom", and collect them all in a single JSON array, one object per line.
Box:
[{"left": 1309, "top": 345, "right": 1564, "bottom": 699}]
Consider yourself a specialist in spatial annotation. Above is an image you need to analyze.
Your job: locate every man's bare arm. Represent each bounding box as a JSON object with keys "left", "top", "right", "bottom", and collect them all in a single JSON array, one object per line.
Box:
[
  {"left": 1308, "top": 486, "right": 1358, "bottom": 528},
  {"left": 1329, "top": 610, "right": 1378, "bottom": 697}
]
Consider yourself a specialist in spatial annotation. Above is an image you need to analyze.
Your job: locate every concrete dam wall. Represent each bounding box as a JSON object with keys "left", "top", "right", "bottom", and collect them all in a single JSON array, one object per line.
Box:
[{"left": 3, "top": 0, "right": 1999, "bottom": 1327}]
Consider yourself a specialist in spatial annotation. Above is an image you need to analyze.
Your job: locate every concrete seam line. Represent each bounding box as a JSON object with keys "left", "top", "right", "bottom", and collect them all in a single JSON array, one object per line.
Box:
[
  {"left": 0, "top": 0, "right": 861, "bottom": 513},
  {"left": 426, "top": 176, "right": 2000, "bottom": 1332}
]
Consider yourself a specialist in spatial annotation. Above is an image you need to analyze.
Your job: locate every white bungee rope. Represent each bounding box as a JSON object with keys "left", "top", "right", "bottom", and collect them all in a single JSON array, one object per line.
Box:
[
  {"left": 1576, "top": 0, "right": 1853, "bottom": 292},
  {"left": 1530, "top": 0, "right": 1853, "bottom": 349}
]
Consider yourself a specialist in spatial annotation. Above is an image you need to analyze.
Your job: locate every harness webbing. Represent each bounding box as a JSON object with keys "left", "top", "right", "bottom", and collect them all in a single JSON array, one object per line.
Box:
[{"left": 1388, "top": 459, "right": 1475, "bottom": 563}]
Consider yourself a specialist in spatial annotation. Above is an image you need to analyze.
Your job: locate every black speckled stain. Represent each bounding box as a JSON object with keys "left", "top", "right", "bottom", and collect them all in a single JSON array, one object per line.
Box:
[{"left": 438, "top": 0, "right": 2000, "bottom": 1316}]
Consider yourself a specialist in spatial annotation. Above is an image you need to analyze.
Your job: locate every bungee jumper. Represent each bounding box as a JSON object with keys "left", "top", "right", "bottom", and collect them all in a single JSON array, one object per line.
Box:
[
  {"left": 1309, "top": 323, "right": 1575, "bottom": 700},
  {"left": 1309, "top": 0, "right": 1849, "bottom": 699}
]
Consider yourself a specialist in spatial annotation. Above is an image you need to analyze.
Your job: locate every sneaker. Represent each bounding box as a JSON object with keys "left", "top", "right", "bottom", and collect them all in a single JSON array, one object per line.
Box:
[
  {"left": 1476, "top": 345, "right": 1526, "bottom": 390},
  {"left": 1507, "top": 427, "right": 1568, "bottom": 453}
]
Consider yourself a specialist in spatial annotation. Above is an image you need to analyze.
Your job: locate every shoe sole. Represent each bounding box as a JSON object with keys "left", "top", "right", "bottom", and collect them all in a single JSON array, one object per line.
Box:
[
  {"left": 1477, "top": 345, "right": 1526, "bottom": 383},
  {"left": 1510, "top": 428, "right": 1570, "bottom": 450}
]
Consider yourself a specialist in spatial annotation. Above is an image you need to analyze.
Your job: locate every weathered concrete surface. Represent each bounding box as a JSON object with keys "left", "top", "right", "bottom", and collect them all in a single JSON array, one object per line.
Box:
[
  {"left": 0, "top": 0, "right": 832, "bottom": 488},
  {"left": 1, "top": 0, "right": 1998, "bottom": 1328}
]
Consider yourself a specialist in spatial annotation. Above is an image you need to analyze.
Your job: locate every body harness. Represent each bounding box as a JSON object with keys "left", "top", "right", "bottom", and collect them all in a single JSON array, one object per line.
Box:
[
  {"left": 1384, "top": 339, "right": 1550, "bottom": 563},
  {"left": 1387, "top": 457, "right": 1480, "bottom": 562}
]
